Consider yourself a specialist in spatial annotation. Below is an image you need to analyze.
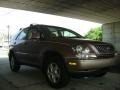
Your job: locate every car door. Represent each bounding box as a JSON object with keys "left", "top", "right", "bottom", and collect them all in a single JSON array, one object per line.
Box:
[
  {"left": 23, "top": 26, "right": 44, "bottom": 65},
  {"left": 14, "top": 28, "right": 29, "bottom": 63}
]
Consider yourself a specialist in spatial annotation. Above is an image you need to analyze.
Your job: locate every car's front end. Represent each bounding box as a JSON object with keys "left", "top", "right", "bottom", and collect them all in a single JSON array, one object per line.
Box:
[{"left": 65, "top": 40, "right": 116, "bottom": 76}]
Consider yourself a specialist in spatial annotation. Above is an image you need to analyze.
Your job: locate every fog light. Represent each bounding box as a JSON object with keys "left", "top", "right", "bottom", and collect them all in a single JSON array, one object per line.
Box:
[{"left": 68, "top": 62, "right": 77, "bottom": 66}]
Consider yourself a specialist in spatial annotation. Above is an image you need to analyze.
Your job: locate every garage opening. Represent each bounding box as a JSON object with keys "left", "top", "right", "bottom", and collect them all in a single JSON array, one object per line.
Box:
[{"left": 0, "top": 7, "right": 120, "bottom": 90}]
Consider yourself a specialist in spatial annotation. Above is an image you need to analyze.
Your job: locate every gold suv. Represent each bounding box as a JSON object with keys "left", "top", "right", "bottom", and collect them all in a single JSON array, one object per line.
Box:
[{"left": 9, "top": 24, "right": 116, "bottom": 88}]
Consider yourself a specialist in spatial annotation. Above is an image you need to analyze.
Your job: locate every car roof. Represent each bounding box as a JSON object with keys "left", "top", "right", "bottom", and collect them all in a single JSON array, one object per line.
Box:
[{"left": 30, "top": 24, "right": 67, "bottom": 29}]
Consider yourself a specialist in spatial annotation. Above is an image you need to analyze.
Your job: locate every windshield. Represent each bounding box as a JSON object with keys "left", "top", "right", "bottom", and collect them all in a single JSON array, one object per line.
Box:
[{"left": 46, "top": 26, "right": 83, "bottom": 38}]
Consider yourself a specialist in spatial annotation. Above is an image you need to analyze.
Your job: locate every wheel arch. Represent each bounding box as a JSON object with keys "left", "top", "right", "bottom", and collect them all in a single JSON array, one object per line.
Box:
[{"left": 42, "top": 50, "right": 67, "bottom": 72}]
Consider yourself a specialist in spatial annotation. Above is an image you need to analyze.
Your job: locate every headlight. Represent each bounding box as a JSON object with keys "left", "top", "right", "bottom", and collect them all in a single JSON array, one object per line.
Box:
[
  {"left": 73, "top": 45, "right": 96, "bottom": 60},
  {"left": 76, "top": 45, "right": 83, "bottom": 53},
  {"left": 82, "top": 47, "right": 90, "bottom": 53},
  {"left": 74, "top": 45, "right": 90, "bottom": 53}
]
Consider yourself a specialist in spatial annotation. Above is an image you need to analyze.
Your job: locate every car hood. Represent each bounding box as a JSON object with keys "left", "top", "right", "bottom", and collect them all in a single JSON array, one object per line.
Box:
[{"left": 49, "top": 38, "right": 110, "bottom": 46}]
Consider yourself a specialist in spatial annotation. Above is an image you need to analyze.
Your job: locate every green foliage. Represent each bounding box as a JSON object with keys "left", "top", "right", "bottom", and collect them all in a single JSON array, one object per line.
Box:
[{"left": 85, "top": 27, "right": 102, "bottom": 41}]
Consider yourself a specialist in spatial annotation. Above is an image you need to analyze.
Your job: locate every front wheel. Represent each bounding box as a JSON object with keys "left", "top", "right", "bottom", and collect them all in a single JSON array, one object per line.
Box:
[
  {"left": 9, "top": 55, "right": 20, "bottom": 72},
  {"left": 45, "top": 56, "right": 70, "bottom": 88}
]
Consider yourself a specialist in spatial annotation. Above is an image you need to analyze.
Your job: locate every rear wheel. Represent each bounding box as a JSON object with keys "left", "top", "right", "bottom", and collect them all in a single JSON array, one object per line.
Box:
[
  {"left": 45, "top": 56, "right": 70, "bottom": 88},
  {"left": 9, "top": 55, "right": 20, "bottom": 72}
]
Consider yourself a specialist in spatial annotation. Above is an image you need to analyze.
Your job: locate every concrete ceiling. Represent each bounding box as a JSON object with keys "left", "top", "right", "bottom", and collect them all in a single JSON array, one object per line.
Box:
[{"left": 0, "top": 0, "right": 120, "bottom": 24}]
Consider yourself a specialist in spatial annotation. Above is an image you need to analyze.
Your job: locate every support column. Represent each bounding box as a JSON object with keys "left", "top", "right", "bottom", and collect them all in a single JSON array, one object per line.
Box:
[{"left": 102, "top": 21, "right": 120, "bottom": 52}]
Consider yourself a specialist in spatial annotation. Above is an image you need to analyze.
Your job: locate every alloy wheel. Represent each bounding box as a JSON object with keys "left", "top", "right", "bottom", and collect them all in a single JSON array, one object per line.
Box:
[{"left": 47, "top": 63, "right": 61, "bottom": 83}]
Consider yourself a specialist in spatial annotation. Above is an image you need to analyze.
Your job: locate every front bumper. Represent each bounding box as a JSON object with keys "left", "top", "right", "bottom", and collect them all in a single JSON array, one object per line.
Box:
[{"left": 66, "top": 57, "right": 116, "bottom": 73}]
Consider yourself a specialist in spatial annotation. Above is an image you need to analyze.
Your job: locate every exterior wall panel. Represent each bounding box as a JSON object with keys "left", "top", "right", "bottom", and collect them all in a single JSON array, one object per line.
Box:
[{"left": 102, "top": 21, "right": 120, "bottom": 51}]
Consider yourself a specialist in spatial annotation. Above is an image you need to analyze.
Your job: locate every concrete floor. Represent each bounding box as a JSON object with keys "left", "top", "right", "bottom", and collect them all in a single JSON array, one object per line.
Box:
[{"left": 0, "top": 49, "right": 120, "bottom": 90}]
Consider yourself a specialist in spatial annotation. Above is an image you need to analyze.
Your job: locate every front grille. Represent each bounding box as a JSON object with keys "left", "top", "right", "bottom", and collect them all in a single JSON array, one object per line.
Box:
[
  {"left": 94, "top": 44, "right": 115, "bottom": 58},
  {"left": 95, "top": 44, "right": 114, "bottom": 53}
]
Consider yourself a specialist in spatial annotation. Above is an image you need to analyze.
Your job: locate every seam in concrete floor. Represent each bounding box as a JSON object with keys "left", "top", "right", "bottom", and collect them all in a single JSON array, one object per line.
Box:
[{"left": 0, "top": 74, "right": 18, "bottom": 90}]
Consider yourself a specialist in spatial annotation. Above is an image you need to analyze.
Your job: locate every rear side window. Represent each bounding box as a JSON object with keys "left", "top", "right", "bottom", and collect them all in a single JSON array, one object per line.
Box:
[
  {"left": 10, "top": 31, "right": 21, "bottom": 41},
  {"left": 16, "top": 29, "right": 28, "bottom": 40},
  {"left": 61, "top": 30, "right": 76, "bottom": 37}
]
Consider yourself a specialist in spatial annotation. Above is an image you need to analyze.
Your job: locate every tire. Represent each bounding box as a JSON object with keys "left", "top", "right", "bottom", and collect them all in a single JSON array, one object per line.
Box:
[
  {"left": 9, "top": 55, "right": 21, "bottom": 72},
  {"left": 45, "top": 56, "right": 70, "bottom": 88}
]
